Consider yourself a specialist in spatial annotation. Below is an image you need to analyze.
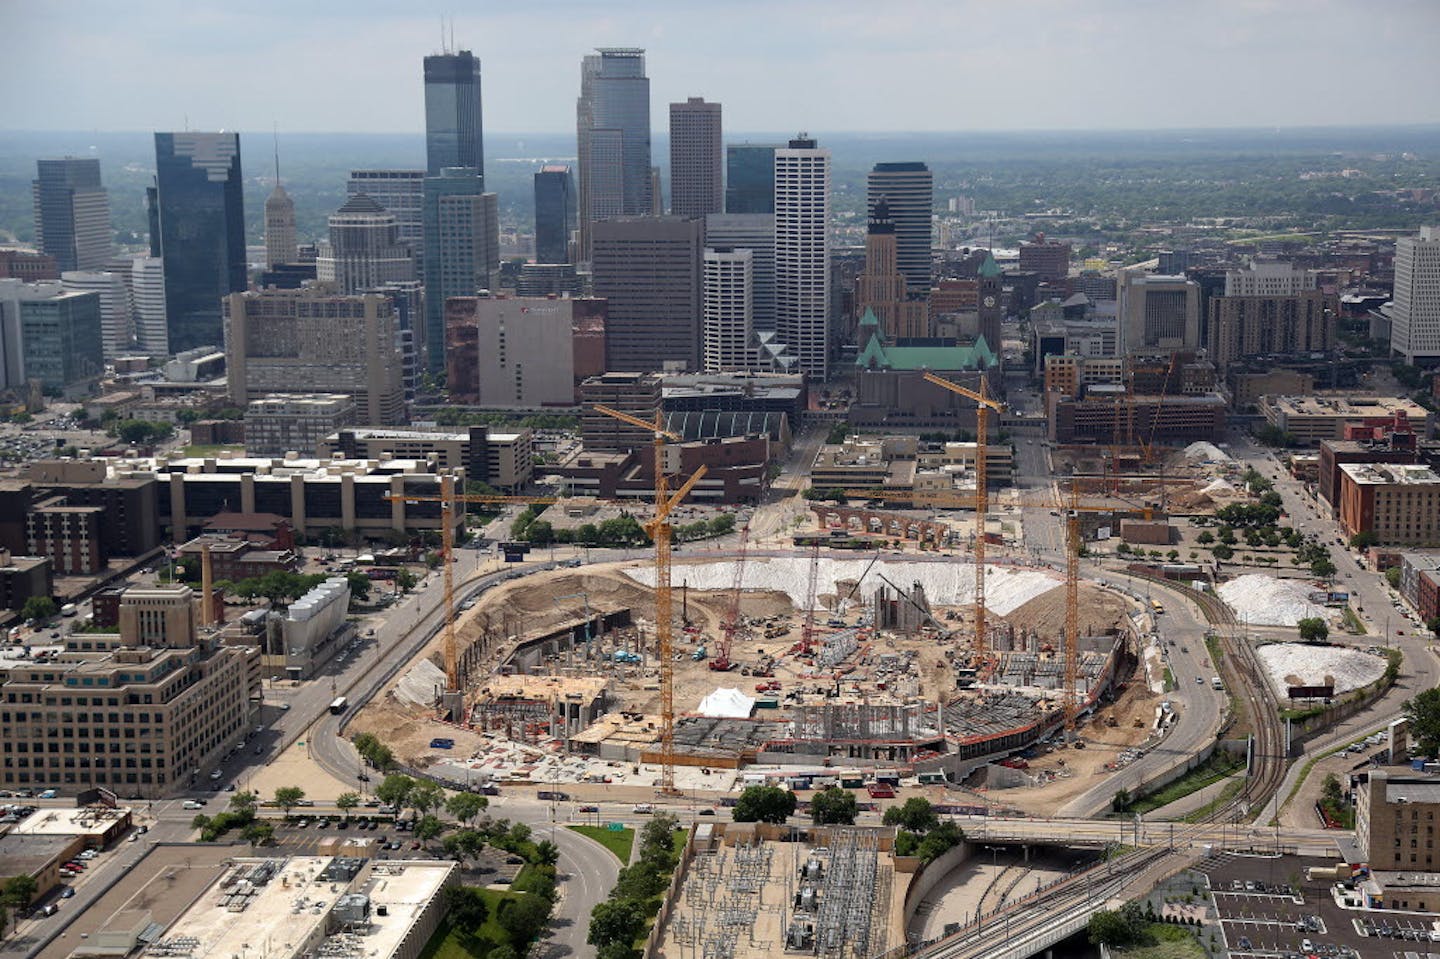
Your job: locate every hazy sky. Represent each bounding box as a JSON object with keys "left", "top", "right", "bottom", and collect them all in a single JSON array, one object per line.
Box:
[{"left": 6, "top": 0, "right": 1439, "bottom": 134}]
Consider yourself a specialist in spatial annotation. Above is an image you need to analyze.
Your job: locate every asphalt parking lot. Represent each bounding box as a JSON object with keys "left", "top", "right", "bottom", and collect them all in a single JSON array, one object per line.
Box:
[{"left": 1203, "top": 855, "right": 1404, "bottom": 959}]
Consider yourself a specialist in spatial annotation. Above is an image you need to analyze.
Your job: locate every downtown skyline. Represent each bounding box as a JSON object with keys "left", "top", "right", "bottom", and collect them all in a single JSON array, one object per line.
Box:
[{"left": 5, "top": 1, "right": 1440, "bottom": 136}]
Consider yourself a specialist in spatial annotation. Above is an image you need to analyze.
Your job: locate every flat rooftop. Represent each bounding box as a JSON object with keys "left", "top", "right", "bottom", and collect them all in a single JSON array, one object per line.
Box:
[
  {"left": 1385, "top": 779, "right": 1440, "bottom": 804},
  {"left": 476, "top": 673, "right": 609, "bottom": 705},
  {"left": 1269, "top": 395, "right": 1429, "bottom": 418},
  {"left": 145, "top": 856, "right": 454, "bottom": 959},
  {"left": 0, "top": 833, "right": 75, "bottom": 874},
  {"left": 1339, "top": 462, "right": 1440, "bottom": 486},
  {"left": 11, "top": 806, "right": 132, "bottom": 837}
]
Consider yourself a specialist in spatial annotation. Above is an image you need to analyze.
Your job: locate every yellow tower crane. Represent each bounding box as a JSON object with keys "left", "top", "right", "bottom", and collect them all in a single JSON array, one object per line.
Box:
[
  {"left": 921, "top": 371, "right": 1006, "bottom": 661},
  {"left": 386, "top": 482, "right": 557, "bottom": 719},
  {"left": 593, "top": 405, "right": 708, "bottom": 795}
]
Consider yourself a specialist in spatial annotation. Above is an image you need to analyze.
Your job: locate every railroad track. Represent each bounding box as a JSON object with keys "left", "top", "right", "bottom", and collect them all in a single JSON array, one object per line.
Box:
[{"left": 1125, "top": 570, "right": 1286, "bottom": 823}]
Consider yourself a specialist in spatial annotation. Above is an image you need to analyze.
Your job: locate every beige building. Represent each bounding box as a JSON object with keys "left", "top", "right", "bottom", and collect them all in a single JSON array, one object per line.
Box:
[
  {"left": 1260, "top": 395, "right": 1431, "bottom": 445},
  {"left": 444, "top": 294, "right": 578, "bottom": 408},
  {"left": 99, "top": 856, "right": 457, "bottom": 959},
  {"left": 1357, "top": 769, "right": 1440, "bottom": 872},
  {"left": 1118, "top": 271, "right": 1201, "bottom": 352},
  {"left": 0, "top": 584, "right": 261, "bottom": 796},
  {"left": 1207, "top": 289, "right": 1335, "bottom": 367},
  {"left": 245, "top": 394, "right": 356, "bottom": 457},
  {"left": 224, "top": 288, "right": 407, "bottom": 426}
]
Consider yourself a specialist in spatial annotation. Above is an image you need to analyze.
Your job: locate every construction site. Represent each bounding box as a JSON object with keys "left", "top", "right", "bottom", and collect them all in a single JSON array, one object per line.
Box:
[{"left": 346, "top": 389, "right": 1177, "bottom": 808}]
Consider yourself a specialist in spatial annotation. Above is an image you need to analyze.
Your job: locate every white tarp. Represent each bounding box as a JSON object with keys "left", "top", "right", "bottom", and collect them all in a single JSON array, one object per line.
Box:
[{"left": 697, "top": 687, "right": 756, "bottom": 718}]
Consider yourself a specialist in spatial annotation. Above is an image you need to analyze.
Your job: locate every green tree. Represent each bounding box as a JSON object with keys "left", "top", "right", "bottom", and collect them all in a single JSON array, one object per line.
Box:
[
  {"left": 336, "top": 792, "right": 360, "bottom": 820},
  {"left": 229, "top": 790, "right": 258, "bottom": 817},
  {"left": 273, "top": 786, "right": 305, "bottom": 819},
  {"left": 1297, "top": 617, "right": 1330, "bottom": 644},
  {"left": 1087, "top": 910, "right": 1132, "bottom": 947},
  {"left": 1196, "top": 531, "right": 1214, "bottom": 545},
  {"left": 916, "top": 821, "right": 963, "bottom": 863},
  {"left": 409, "top": 780, "right": 444, "bottom": 815},
  {"left": 20, "top": 596, "right": 57, "bottom": 622},
  {"left": 1321, "top": 773, "right": 1344, "bottom": 805},
  {"left": 444, "top": 791, "right": 488, "bottom": 826},
  {"left": 414, "top": 814, "right": 445, "bottom": 845},
  {"left": 445, "top": 886, "right": 489, "bottom": 931},
  {"left": 396, "top": 568, "right": 418, "bottom": 592},
  {"left": 1351, "top": 531, "right": 1380, "bottom": 550},
  {"left": 534, "top": 839, "right": 560, "bottom": 867},
  {"left": 588, "top": 898, "right": 648, "bottom": 948},
  {"left": 345, "top": 572, "right": 372, "bottom": 602},
  {"left": 376, "top": 773, "right": 415, "bottom": 808},
  {"left": 499, "top": 893, "right": 551, "bottom": 947},
  {"left": 1403, "top": 688, "right": 1440, "bottom": 756},
  {"left": 732, "top": 785, "right": 797, "bottom": 824},
  {"left": 1112, "top": 788, "right": 1131, "bottom": 813},
  {"left": 442, "top": 829, "right": 487, "bottom": 866},
  {"left": 1, "top": 875, "right": 38, "bottom": 910},
  {"left": 809, "top": 787, "right": 858, "bottom": 825},
  {"left": 882, "top": 797, "right": 939, "bottom": 833},
  {"left": 1386, "top": 567, "right": 1403, "bottom": 588},
  {"left": 243, "top": 821, "right": 275, "bottom": 848},
  {"left": 1212, "top": 544, "right": 1235, "bottom": 561},
  {"left": 1312, "top": 557, "right": 1337, "bottom": 578}
]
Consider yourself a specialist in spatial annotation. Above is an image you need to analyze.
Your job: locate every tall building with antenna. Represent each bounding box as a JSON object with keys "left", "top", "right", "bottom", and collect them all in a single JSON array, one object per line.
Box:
[
  {"left": 424, "top": 46, "right": 485, "bottom": 183},
  {"left": 264, "top": 138, "right": 297, "bottom": 268}
]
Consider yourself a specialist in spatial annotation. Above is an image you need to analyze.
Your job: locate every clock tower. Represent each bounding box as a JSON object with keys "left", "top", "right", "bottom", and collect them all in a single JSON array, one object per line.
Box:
[{"left": 977, "top": 251, "right": 1003, "bottom": 355}]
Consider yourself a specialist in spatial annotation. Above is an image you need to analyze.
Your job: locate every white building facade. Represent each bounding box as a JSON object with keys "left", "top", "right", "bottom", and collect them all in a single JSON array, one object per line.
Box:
[{"left": 774, "top": 135, "right": 830, "bottom": 380}]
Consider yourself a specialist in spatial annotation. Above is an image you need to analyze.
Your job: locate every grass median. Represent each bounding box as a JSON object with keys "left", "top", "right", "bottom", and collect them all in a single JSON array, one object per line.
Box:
[
  {"left": 1122, "top": 750, "right": 1246, "bottom": 817},
  {"left": 568, "top": 823, "right": 635, "bottom": 863}
]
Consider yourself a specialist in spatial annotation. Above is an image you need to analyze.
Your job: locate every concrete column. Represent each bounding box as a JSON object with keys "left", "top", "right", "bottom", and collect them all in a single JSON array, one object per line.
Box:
[
  {"left": 240, "top": 474, "right": 256, "bottom": 515},
  {"left": 341, "top": 475, "right": 356, "bottom": 531},
  {"left": 390, "top": 476, "right": 405, "bottom": 532},
  {"left": 169, "top": 473, "right": 187, "bottom": 537},
  {"left": 291, "top": 475, "right": 306, "bottom": 534}
]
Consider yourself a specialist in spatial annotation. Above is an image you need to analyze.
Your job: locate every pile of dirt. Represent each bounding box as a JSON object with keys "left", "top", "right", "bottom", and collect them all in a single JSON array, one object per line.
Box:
[{"left": 1001, "top": 583, "right": 1133, "bottom": 637}]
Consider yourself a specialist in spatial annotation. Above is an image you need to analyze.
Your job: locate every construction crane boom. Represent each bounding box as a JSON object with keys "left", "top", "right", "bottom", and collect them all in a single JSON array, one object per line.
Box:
[
  {"left": 799, "top": 540, "right": 821, "bottom": 656},
  {"left": 593, "top": 404, "right": 707, "bottom": 795},
  {"left": 384, "top": 486, "right": 558, "bottom": 719},
  {"left": 921, "top": 371, "right": 1005, "bottom": 664},
  {"left": 712, "top": 524, "right": 750, "bottom": 671}
]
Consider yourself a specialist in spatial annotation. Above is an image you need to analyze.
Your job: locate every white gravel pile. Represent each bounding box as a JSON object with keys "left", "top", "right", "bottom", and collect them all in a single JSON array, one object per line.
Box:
[
  {"left": 627, "top": 557, "right": 1062, "bottom": 616},
  {"left": 1255, "top": 642, "right": 1387, "bottom": 697},
  {"left": 1202, "top": 478, "right": 1236, "bottom": 495},
  {"left": 1216, "top": 574, "right": 1325, "bottom": 626},
  {"left": 395, "top": 658, "right": 447, "bottom": 707},
  {"left": 1183, "top": 441, "right": 1232, "bottom": 463}
]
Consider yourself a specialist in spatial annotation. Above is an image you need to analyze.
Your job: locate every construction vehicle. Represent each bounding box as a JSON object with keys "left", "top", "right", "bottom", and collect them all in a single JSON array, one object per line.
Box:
[
  {"left": 384, "top": 483, "right": 558, "bottom": 720},
  {"left": 710, "top": 524, "right": 750, "bottom": 671},
  {"left": 921, "top": 371, "right": 1006, "bottom": 662},
  {"left": 593, "top": 404, "right": 708, "bottom": 795}
]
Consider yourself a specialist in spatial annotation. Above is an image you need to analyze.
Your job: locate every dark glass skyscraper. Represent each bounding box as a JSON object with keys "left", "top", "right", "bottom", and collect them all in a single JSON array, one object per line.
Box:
[
  {"left": 576, "top": 48, "right": 651, "bottom": 261},
  {"left": 424, "top": 51, "right": 484, "bottom": 182},
  {"left": 33, "top": 157, "right": 110, "bottom": 273},
  {"left": 150, "top": 132, "right": 245, "bottom": 353},
  {"left": 867, "top": 162, "right": 933, "bottom": 293},
  {"left": 726, "top": 144, "right": 778, "bottom": 214},
  {"left": 534, "top": 164, "right": 575, "bottom": 265}
]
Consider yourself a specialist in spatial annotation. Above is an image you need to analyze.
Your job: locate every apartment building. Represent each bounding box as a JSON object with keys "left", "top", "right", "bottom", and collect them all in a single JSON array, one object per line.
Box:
[
  {"left": 1260, "top": 395, "right": 1431, "bottom": 445},
  {"left": 244, "top": 394, "right": 357, "bottom": 457},
  {"left": 318, "top": 426, "right": 533, "bottom": 492},
  {"left": 1338, "top": 462, "right": 1440, "bottom": 547}
]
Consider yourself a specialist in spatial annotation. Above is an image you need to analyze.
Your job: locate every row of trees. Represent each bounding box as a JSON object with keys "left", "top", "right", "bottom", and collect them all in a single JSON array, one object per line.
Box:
[
  {"left": 588, "top": 814, "right": 682, "bottom": 959},
  {"left": 883, "top": 798, "right": 964, "bottom": 863},
  {"left": 0, "top": 875, "right": 40, "bottom": 938}
]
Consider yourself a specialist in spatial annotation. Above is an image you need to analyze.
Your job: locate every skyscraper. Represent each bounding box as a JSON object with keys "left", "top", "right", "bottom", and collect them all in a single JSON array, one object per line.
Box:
[
  {"left": 316, "top": 194, "right": 415, "bottom": 294},
  {"left": 348, "top": 170, "right": 426, "bottom": 270},
  {"left": 670, "top": 97, "right": 722, "bottom": 217},
  {"left": 33, "top": 157, "right": 111, "bottom": 273},
  {"left": 131, "top": 256, "right": 168, "bottom": 355},
  {"left": 1392, "top": 226, "right": 1440, "bottom": 365},
  {"left": 705, "top": 213, "right": 776, "bottom": 331},
  {"left": 855, "top": 201, "right": 927, "bottom": 340},
  {"left": 591, "top": 216, "right": 702, "bottom": 372},
  {"left": 775, "top": 135, "right": 830, "bottom": 379},
  {"left": 422, "top": 168, "right": 498, "bottom": 371},
  {"left": 61, "top": 270, "right": 132, "bottom": 359},
  {"left": 726, "top": 144, "right": 778, "bottom": 214},
  {"left": 576, "top": 48, "right": 651, "bottom": 261},
  {"left": 534, "top": 164, "right": 575, "bottom": 265},
  {"left": 150, "top": 132, "right": 246, "bottom": 353},
  {"left": 1118, "top": 270, "right": 1201, "bottom": 352},
  {"left": 424, "top": 51, "right": 484, "bottom": 182},
  {"left": 264, "top": 181, "right": 297, "bottom": 269},
  {"left": 866, "top": 162, "right": 932, "bottom": 293},
  {"left": 703, "top": 247, "right": 753, "bottom": 372}
]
